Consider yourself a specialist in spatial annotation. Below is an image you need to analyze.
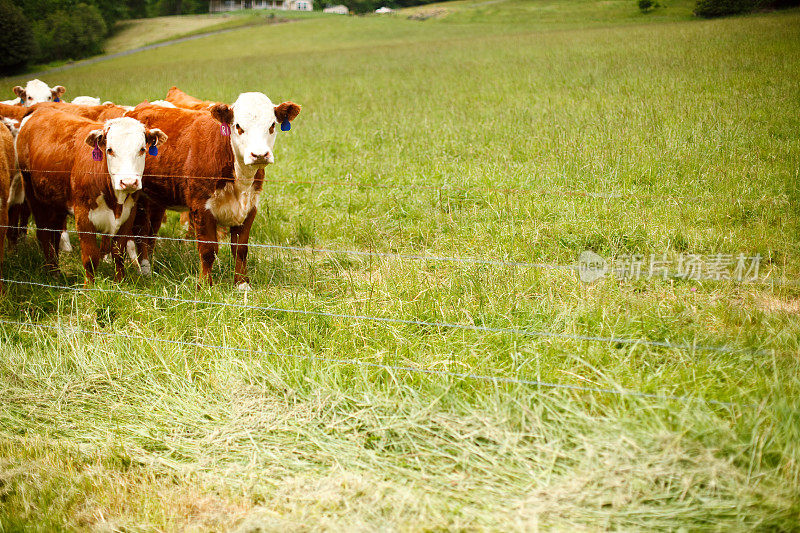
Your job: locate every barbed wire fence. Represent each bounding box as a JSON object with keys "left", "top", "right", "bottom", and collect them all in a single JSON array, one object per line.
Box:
[
  {"left": 9, "top": 167, "right": 789, "bottom": 202},
  {"left": 0, "top": 168, "right": 794, "bottom": 410},
  {"left": 0, "top": 224, "right": 796, "bottom": 286},
  {"left": 0, "top": 317, "right": 751, "bottom": 409}
]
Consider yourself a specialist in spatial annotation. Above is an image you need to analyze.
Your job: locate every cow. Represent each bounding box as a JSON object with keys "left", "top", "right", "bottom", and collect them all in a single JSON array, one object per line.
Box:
[
  {"left": 71, "top": 96, "right": 102, "bottom": 106},
  {"left": 164, "top": 86, "right": 216, "bottom": 110},
  {"left": 125, "top": 92, "right": 300, "bottom": 289},
  {"left": 0, "top": 121, "right": 12, "bottom": 291},
  {"left": 6, "top": 79, "right": 66, "bottom": 107},
  {"left": 16, "top": 108, "right": 167, "bottom": 282},
  {"left": 0, "top": 102, "right": 128, "bottom": 250}
]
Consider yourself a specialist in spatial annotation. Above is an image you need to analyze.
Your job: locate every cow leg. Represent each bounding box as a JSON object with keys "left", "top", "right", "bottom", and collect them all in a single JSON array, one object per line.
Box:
[
  {"left": 7, "top": 202, "right": 30, "bottom": 248},
  {"left": 192, "top": 208, "right": 218, "bottom": 286},
  {"left": 111, "top": 214, "right": 138, "bottom": 282},
  {"left": 33, "top": 213, "right": 64, "bottom": 275},
  {"left": 59, "top": 217, "right": 73, "bottom": 253},
  {"left": 6, "top": 204, "right": 20, "bottom": 247},
  {"left": 6, "top": 172, "right": 26, "bottom": 247},
  {"left": 180, "top": 211, "right": 193, "bottom": 237},
  {"left": 229, "top": 208, "right": 257, "bottom": 290},
  {"left": 0, "top": 200, "right": 7, "bottom": 293},
  {"left": 132, "top": 200, "right": 165, "bottom": 276},
  {"left": 99, "top": 235, "right": 111, "bottom": 260},
  {"left": 76, "top": 224, "right": 100, "bottom": 286}
]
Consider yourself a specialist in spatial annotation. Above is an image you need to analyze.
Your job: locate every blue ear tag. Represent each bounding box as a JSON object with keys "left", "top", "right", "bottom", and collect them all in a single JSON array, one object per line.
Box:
[
  {"left": 92, "top": 141, "right": 102, "bottom": 161},
  {"left": 148, "top": 143, "right": 158, "bottom": 156},
  {"left": 54, "top": 97, "right": 60, "bottom": 102},
  {"left": 281, "top": 120, "right": 291, "bottom": 132}
]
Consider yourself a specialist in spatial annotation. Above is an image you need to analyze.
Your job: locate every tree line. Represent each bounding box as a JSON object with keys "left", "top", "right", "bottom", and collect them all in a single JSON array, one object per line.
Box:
[{"left": 0, "top": 0, "right": 212, "bottom": 74}]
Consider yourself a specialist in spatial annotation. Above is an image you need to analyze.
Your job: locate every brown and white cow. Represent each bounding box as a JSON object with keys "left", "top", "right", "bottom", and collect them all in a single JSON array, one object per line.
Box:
[
  {"left": 164, "top": 86, "right": 217, "bottom": 110},
  {"left": 2, "top": 102, "right": 129, "bottom": 250},
  {"left": 4, "top": 79, "right": 66, "bottom": 107},
  {"left": 16, "top": 108, "right": 167, "bottom": 282},
  {"left": 126, "top": 92, "right": 300, "bottom": 289}
]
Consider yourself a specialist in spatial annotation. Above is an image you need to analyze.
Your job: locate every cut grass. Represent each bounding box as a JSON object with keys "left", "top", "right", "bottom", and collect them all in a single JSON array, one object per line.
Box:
[
  {"left": 104, "top": 12, "right": 275, "bottom": 55},
  {"left": 1, "top": 0, "right": 799, "bottom": 529},
  {"left": 105, "top": 9, "right": 333, "bottom": 55}
]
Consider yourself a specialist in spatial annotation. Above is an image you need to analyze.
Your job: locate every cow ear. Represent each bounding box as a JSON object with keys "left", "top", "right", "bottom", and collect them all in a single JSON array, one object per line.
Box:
[
  {"left": 85, "top": 129, "right": 105, "bottom": 148},
  {"left": 210, "top": 103, "right": 233, "bottom": 125},
  {"left": 52, "top": 86, "right": 66, "bottom": 99},
  {"left": 13, "top": 86, "right": 25, "bottom": 99},
  {"left": 146, "top": 128, "right": 168, "bottom": 147},
  {"left": 274, "top": 101, "right": 301, "bottom": 124}
]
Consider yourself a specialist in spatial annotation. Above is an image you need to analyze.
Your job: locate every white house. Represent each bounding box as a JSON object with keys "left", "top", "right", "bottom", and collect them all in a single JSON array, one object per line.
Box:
[
  {"left": 375, "top": 6, "right": 393, "bottom": 13},
  {"left": 210, "top": 0, "right": 312, "bottom": 12},
  {"left": 323, "top": 4, "right": 349, "bottom": 14}
]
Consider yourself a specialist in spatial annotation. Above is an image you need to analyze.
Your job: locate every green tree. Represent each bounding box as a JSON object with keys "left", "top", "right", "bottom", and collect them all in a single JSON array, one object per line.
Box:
[
  {"left": 33, "top": 3, "right": 106, "bottom": 62},
  {"left": 694, "top": 0, "right": 799, "bottom": 16},
  {"left": 0, "top": 0, "right": 38, "bottom": 74},
  {"left": 126, "top": 0, "right": 149, "bottom": 17}
]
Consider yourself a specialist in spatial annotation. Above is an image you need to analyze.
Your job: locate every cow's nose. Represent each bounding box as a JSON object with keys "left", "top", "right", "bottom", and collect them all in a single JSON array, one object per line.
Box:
[
  {"left": 250, "top": 151, "right": 273, "bottom": 163},
  {"left": 120, "top": 178, "right": 140, "bottom": 190}
]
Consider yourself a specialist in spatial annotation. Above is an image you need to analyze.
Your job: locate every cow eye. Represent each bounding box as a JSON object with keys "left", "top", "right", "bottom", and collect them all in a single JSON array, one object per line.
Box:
[
  {"left": 106, "top": 148, "right": 114, "bottom": 156},
  {"left": 235, "top": 124, "right": 244, "bottom": 135},
  {"left": 139, "top": 147, "right": 146, "bottom": 155},
  {"left": 269, "top": 122, "right": 275, "bottom": 134}
]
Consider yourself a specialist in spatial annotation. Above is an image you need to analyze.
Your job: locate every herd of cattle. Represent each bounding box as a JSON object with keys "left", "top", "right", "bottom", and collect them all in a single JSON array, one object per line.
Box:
[{"left": 0, "top": 79, "right": 301, "bottom": 291}]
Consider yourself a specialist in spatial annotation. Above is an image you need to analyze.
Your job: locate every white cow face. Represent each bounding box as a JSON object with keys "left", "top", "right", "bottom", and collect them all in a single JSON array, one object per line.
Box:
[
  {"left": 84, "top": 117, "right": 167, "bottom": 193},
  {"left": 210, "top": 92, "right": 300, "bottom": 170},
  {"left": 13, "top": 79, "right": 66, "bottom": 107}
]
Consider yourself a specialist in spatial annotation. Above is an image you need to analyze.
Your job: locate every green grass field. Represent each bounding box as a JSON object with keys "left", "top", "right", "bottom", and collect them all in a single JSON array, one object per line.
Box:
[{"left": 2, "top": 0, "right": 800, "bottom": 529}]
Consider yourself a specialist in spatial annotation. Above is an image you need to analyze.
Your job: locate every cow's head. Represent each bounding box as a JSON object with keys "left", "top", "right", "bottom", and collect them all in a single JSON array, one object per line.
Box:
[
  {"left": 210, "top": 92, "right": 300, "bottom": 173},
  {"left": 85, "top": 117, "right": 167, "bottom": 193},
  {"left": 13, "top": 79, "right": 66, "bottom": 107}
]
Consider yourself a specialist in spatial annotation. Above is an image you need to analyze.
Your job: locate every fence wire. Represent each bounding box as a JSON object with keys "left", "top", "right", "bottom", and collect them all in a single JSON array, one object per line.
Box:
[
  {"left": 0, "top": 318, "right": 748, "bottom": 409},
  {"left": 3, "top": 224, "right": 797, "bottom": 287},
  {"left": 10, "top": 167, "right": 750, "bottom": 202},
  {"left": 0, "top": 277, "right": 765, "bottom": 355},
  {"left": 0, "top": 224, "right": 572, "bottom": 270}
]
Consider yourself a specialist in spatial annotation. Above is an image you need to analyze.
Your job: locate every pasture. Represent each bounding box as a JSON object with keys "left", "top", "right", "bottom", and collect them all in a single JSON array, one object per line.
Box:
[
  {"left": 104, "top": 12, "right": 277, "bottom": 55},
  {"left": 1, "top": 0, "right": 800, "bottom": 529}
]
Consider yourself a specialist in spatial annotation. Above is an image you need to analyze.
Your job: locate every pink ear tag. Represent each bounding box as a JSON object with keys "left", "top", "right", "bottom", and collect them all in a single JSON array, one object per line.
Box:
[
  {"left": 221, "top": 123, "right": 231, "bottom": 136},
  {"left": 92, "top": 141, "right": 103, "bottom": 161}
]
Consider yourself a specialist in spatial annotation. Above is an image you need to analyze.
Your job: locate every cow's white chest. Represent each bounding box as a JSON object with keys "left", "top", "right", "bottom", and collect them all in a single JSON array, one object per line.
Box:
[
  {"left": 205, "top": 182, "right": 259, "bottom": 228},
  {"left": 88, "top": 193, "right": 135, "bottom": 235}
]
